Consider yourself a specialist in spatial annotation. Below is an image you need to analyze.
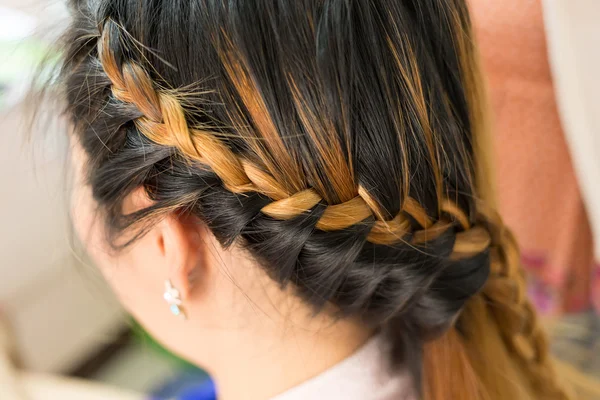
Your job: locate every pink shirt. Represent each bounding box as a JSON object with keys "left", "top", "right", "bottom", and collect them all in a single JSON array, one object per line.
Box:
[{"left": 470, "top": 0, "right": 598, "bottom": 313}]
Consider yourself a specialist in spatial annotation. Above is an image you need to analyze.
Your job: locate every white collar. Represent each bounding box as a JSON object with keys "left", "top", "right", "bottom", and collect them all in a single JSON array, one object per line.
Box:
[{"left": 270, "top": 335, "right": 415, "bottom": 400}]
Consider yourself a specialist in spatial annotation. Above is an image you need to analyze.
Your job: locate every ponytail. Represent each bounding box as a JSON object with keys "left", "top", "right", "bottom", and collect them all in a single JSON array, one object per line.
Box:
[{"left": 420, "top": 2, "right": 571, "bottom": 397}]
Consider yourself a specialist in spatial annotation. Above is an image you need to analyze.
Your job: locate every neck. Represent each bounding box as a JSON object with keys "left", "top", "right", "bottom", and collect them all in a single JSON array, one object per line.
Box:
[
  {"left": 182, "top": 250, "right": 374, "bottom": 400},
  {"left": 206, "top": 319, "right": 372, "bottom": 400}
]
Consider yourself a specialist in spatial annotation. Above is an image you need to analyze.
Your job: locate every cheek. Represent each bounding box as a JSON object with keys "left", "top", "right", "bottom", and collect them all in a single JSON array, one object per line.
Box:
[
  {"left": 69, "top": 145, "right": 187, "bottom": 355},
  {"left": 70, "top": 173, "right": 141, "bottom": 312},
  {"left": 69, "top": 143, "right": 115, "bottom": 275},
  {"left": 70, "top": 142, "right": 135, "bottom": 296},
  {"left": 70, "top": 168, "right": 114, "bottom": 269},
  {"left": 70, "top": 174, "right": 171, "bottom": 334}
]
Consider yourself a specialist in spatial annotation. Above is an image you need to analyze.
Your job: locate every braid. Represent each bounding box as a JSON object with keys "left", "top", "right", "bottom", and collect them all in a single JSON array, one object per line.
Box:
[
  {"left": 96, "top": 19, "right": 575, "bottom": 398},
  {"left": 97, "top": 19, "right": 490, "bottom": 258},
  {"left": 479, "top": 206, "right": 570, "bottom": 399},
  {"left": 443, "top": 0, "right": 572, "bottom": 396},
  {"left": 94, "top": 19, "right": 495, "bottom": 395}
]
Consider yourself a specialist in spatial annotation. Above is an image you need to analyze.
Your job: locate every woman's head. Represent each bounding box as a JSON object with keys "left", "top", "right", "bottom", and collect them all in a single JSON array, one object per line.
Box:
[{"left": 60, "top": 0, "right": 567, "bottom": 399}]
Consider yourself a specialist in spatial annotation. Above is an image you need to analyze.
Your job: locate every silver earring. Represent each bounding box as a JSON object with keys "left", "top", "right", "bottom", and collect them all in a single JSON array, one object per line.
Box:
[{"left": 163, "top": 280, "right": 187, "bottom": 319}]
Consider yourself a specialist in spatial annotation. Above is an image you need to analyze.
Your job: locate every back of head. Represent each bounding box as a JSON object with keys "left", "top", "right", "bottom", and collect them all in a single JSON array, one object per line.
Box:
[{"left": 59, "top": 0, "right": 570, "bottom": 398}]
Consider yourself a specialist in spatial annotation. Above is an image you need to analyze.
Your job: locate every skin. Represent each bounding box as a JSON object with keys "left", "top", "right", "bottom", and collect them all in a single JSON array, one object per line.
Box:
[{"left": 70, "top": 140, "right": 372, "bottom": 400}]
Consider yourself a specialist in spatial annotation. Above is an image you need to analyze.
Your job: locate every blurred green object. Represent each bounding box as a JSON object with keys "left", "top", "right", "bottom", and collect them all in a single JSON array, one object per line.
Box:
[
  {"left": 129, "top": 319, "right": 197, "bottom": 370},
  {"left": 0, "top": 39, "right": 47, "bottom": 82},
  {"left": 0, "top": 37, "right": 59, "bottom": 109}
]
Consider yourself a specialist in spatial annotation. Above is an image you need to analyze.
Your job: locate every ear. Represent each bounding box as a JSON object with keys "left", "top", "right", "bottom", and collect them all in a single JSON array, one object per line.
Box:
[
  {"left": 122, "top": 187, "right": 206, "bottom": 300},
  {"left": 157, "top": 213, "right": 205, "bottom": 301}
]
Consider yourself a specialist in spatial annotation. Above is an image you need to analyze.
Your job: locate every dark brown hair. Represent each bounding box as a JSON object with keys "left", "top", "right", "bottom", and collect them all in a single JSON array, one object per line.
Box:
[{"left": 58, "top": 1, "right": 568, "bottom": 399}]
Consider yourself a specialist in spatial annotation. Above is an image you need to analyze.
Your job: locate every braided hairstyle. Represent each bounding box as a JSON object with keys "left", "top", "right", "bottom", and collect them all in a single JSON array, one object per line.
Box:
[{"left": 59, "top": 0, "right": 569, "bottom": 398}]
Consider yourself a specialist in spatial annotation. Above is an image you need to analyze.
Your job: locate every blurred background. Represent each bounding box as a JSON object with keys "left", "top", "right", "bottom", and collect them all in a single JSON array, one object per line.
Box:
[
  {"left": 0, "top": 0, "right": 598, "bottom": 399},
  {"left": 0, "top": 1, "right": 211, "bottom": 399}
]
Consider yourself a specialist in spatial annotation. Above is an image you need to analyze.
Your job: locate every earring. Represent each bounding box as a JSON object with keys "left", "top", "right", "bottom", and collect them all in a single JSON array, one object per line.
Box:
[{"left": 163, "top": 280, "right": 187, "bottom": 320}]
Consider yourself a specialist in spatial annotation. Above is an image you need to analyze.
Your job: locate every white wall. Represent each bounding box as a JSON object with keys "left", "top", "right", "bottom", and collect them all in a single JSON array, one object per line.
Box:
[{"left": 0, "top": 9, "right": 125, "bottom": 371}]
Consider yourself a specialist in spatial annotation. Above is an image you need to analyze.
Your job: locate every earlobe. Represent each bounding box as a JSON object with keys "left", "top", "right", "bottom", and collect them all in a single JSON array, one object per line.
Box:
[{"left": 163, "top": 279, "right": 187, "bottom": 319}]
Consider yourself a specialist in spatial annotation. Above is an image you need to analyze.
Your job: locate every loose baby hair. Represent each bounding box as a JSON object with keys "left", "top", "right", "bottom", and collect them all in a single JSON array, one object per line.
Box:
[{"left": 59, "top": 0, "right": 570, "bottom": 399}]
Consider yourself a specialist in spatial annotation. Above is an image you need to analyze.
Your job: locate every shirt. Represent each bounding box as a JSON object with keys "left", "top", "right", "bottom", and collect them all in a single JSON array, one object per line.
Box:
[{"left": 272, "top": 335, "right": 415, "bottom": 400}]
